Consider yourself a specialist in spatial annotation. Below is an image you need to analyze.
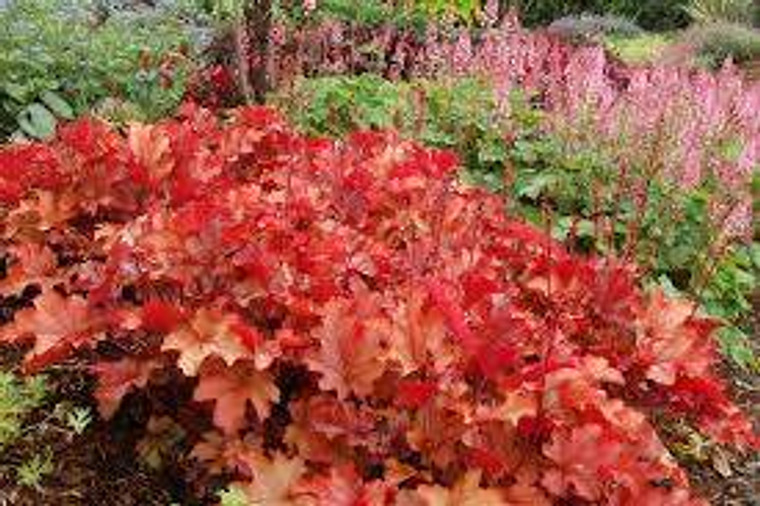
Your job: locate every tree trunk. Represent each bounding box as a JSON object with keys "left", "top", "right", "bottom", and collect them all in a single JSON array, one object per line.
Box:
[
  {"left": 233, "top": 19, "right": 255, "bottom": 104},
  {"left": 244, "top": 0, "right": 272, "bottom": 104}
]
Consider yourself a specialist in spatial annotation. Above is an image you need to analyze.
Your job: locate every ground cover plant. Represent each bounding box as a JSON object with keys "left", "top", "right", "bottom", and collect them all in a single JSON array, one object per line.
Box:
[{"left": 0, "top": 104, "right": 757, "bottom": 504}]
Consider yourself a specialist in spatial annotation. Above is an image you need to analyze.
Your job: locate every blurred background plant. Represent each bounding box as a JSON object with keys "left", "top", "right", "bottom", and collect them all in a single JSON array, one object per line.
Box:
[
  {"left": 495, "top": 0, "right": 691, "bottom": 31},
  {"left": 682, "top": 22, "right": 760, "bottom": 68},
  {"left": 547, "top": 13, "right": 644, "bottom": 44},
  {"left": 0, "top": 0, "right": 211, "bottom": 141},
  {"left": 685, "top": 0, "right": 757, "bottom": 25}
]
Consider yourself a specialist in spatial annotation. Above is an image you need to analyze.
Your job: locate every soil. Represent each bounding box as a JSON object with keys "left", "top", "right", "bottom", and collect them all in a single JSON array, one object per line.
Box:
[{"left": 0, "top": 344, "right": 208, "bottom": 506}]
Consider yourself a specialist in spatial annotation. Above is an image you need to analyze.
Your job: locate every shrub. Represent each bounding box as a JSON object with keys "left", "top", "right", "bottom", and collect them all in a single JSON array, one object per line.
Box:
[
  {"left": 682, "top": 22, "right": 760, "bottom": 67},
  {"left": 604, "top": 33, "right": 672, "bottom": 64},
  {"left": 547, "top": 13, "right": 643, "bottom": 44},
  {"left": 0, "top": 106, "right": 756, "bottom": 503},
  {"left": 686, "top": 0, "right": 757, "bottom": 24},
  {"left": 499, "top": 0, "right": 690, "bottom": 31}
]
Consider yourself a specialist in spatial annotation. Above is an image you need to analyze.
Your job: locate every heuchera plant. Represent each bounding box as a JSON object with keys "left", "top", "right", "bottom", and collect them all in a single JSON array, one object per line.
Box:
[{"left": 0, "top": 105, "right": 756, "bottom": 504}]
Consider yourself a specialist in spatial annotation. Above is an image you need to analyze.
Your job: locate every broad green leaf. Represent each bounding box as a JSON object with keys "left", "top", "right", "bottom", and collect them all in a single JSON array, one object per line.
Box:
[
  {"left": 40, "top": 90, "right": 74, "bottom": 120},
  {"left": 3, "top": 82, "right": 29, "bottom": 102},
  {"left": 18, "top": 103, "right": 57, "bottom": 139}
]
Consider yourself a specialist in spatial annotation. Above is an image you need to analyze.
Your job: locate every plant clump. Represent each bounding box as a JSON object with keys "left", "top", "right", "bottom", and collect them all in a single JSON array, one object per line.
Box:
[{"left": 0, "top": 105, "right": 756, "bottom": 503}]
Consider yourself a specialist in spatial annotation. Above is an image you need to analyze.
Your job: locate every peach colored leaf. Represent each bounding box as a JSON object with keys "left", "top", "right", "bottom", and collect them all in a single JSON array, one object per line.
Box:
[
  {"left": 0, "top": 290, "right": 98, "bottom": 369},
  {"left": 293, "top": 465, "right": 389, "bottom": 506},
  {"left": 191, "top": 431, "right": 263, "bottom": 476},
  {"left": 384, "top": 287, "right": 453, "bottom": 375},
  {"left": 638, "top": 291, "right": 715, "bottom": 385},
  {"left": 305, "top": 299, "right": 385, "bottom": 400},
  {"left": 413, "top": 470, "right": 508, "bottom": 506},
  {"left": 235, "top": 451, "right": 305, "bottom": 506},
  {"left": 193, "top": 361, "right": 279, "bottom": 435},
  {"left": 162, "top": 308, "right": 252, "bottom": 377},
  {"left": 542, "top": 424, "right": 625, "bottom": 501},
  {"left": 128, "top": 123, "right": 174, "bottom": 181}
]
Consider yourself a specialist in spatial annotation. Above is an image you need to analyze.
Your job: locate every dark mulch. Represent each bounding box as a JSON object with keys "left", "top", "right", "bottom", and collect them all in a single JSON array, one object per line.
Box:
[{"left": 0, "top": 344, "right": 207, "bottom": 506}]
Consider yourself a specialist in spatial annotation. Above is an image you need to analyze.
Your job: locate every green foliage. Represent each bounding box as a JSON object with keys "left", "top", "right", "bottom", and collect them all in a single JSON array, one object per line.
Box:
[
  {"left": 501, "top": 0, "right": 691, "bottom": 32},
  {"left": 218, "top": 485, "right": 249, "bottom": 506},
  {"left": 270, "top": 0, "right": 458, "bottom": 29},
  {"left": 0, "top": 372, "right": 47, "bottom": 449},
  {"left": 0, "top": 0, "right": 204, "bottom": 140},
  {"left": 0, "top": 369, "right": 93, "bottom": 494},
  {"left": 683, "top": 22, "right": 760, "bottom": 68},
  {"left": 686, "top": 0, "right": 757, "bottom": 24},
  {"left": 703, "top": 243, "right": 760, "bottom": 370},
  {"left": 273, "top": 75, "right": 508, "bottom": 181},
  {"left": 604, "top": 33, "right": 672, "bottom": 64},
  {"left": 16, "top": 451, "right": 53, "bottom": 490},
  {"left": 275, "top": 74, "right": 404, "bottom": 137}
]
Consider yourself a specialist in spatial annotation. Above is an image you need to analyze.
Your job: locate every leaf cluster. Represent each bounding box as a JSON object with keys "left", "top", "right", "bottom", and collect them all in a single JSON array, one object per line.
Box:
[{"left": 0, "top": 107, "right": 756, "bottom": 503}]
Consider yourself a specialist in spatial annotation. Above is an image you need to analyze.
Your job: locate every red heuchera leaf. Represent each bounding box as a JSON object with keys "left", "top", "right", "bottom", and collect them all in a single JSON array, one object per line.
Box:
[
  {"left": 92, "top": 358, "right": 161, "bottom": 419},
  {"left": 230, "top": 451, "right": 305, "bottom": 505},
  {"left": 162, "top": 307, "right": 253, "bottom": 377},
  {"left": 305, "top": 299, "right": 386, "bottom": 400},
  {"left": 0, "top": 290, "right": 98, "bottom": 372},
  {"left": 396, "top": 379, "right": 437, "bottom": 409},
  {"left": 141, "top": 299, "right": 184, "bottom": 334},
  {"left": 0, "top": 243, "right": 58, "bottom": 294},
  {"left": 193, "top": 360, "right": 279, "bottom": 435},
  {"left": 294, "top": 465, "right": 392, "bottom": 506},
  {"left": 409, "top": 470, "right": 507, "bottom": 506},
  {"left": 285, "top": 394, "right": 377, "bottom": 464}
]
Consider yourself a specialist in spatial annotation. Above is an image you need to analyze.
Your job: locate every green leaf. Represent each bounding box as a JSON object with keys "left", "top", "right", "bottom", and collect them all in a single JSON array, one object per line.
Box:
[
  {"left": 18, "top": 103, "right": 57, "bottom": 139},
  {"left": 516, "top": 173, "right": 555, "bottom": 200},
  {"left": 749, "top": 243, "right": 760, "bottom": 269},
  {"left": 17, "top": 451, "right": 53, "bottom": 489},
  {"left": 3, "top": 82, "right": 29, "bottom": 102},
  {"left": 40, "top": 91, "right": 74, "bottom": 120},
  {"left": 717, "top": 327, "right": 758, "bottom": 371},
  {"left": 219, "top": 485, "right": 249, "bottom": 506}
]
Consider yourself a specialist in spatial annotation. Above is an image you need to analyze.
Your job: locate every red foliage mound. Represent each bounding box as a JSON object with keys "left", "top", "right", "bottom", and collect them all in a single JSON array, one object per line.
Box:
[{"left": 0, "top": 105, "right": 756, "bottom": 505}]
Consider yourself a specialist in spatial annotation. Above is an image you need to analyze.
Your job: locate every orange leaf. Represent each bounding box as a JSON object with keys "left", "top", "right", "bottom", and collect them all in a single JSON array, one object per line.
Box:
[
  {"left": 384, "top": 287, "right": 454, "bottom": 375},
  {"left": 638, "top": 291, "right": 715, "bottom": 385},
  {"left": 193, "top": 360, "right": 279, "bottom": 435},
  {"left": 412, "top": 470, "right": 507, "bottom": 506},
  {"left": 234, "top": 451, "right": 305, "bottom": 506},
  {"left": 1, "top": 290, "right": 97, "bottom": 370},
  {"left": 294, "top": 465, "right": 391, "bottom": 506},
  {"left": 0, "top": 243, "right": 57, "bottom": 294},
  {"left": 162, "top": 308, "right": 252, "bottom": 377},
  {"left": 305, "top": 299, "right": 385, "bottom": 400}
]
